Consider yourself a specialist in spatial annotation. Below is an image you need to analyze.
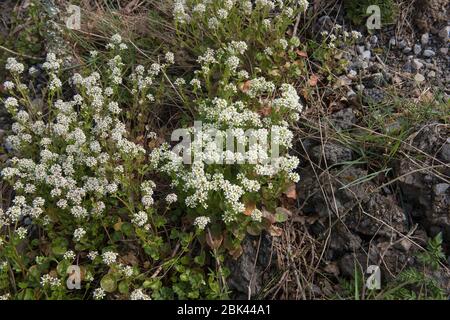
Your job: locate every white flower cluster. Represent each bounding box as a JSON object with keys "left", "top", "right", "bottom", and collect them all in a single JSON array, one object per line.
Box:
[
  {"left": 165, "top": 193, "right": 178, "bottom": 204},
  {"left": 173, "top": 0, "right": 308, "bottom": 32},
  {"left": 93, "top": 288, "right": 106, "bottom": 300},
  {"left": 0, "top": 294, "right": 10, "bottom": 300},
  {"left": 130, "top": 288, "right": 151, "bottom": 300},
  {"left": 193, "top": 216, "right": 210, "bottom": 230},
  {"left": 250, "top": 209, "right": 263, "bottom": 222},
  {"left": 102, "top": 250, "right": 118, "bottom": 266},
  {"left": 5, "top": 57, "right": 24, "bottom": 74},
  {"left": 151, "top": 44, "right": 302, "bottom": 225},
  {"left": 1, "top": 36, "right": 151, "bottom": 234},
  {"left": 320, "top": 27, "right": 362, "bottom": 49},
  {"left": 63, "top": 250, "right": 76, "bottom": 260},
  {"left": 73, "top": 227, "right": 86, "bottom": 241},
  {"left": 118, "top": 264, "right": 134, "bottom": 277},
  {"left": 87, "top": 251, "right": 98, "bottom": 261},
  {"left": 131, "top": 211, "right": 148, "bottom": 228},
  {"left": 141, "top": 180, "right": 156, "bottom": 209},
  {"left": 40, "top": 274, "right": 61, "bottom": 288},
  {"left": 173, "top": 0, "right": 189, "bottom": 24},
  {"left": 106, "top": 33, "right": 128, "bottom": 50}
]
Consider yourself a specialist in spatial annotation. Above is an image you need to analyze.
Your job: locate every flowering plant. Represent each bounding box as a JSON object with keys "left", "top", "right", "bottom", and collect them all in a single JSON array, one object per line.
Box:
[{"left": 0, "top": 0, "right": 311, "bottom": 300}]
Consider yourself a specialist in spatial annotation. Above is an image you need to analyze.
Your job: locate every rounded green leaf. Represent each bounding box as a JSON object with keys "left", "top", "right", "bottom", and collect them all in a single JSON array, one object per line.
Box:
[{"left": 100, "top": 274, "right": 117, "bottom": 293}]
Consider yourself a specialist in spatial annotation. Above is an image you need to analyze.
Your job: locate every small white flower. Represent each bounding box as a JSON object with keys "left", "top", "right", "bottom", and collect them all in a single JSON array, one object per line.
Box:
[
  {"left": 3, "top": 81, "right": 14, "bottom": 90},
  {"left": 93, "top": 288, "right": 106, "bottom": 300},
  {"left": 193, "top": 4, "right": 206, "bottom": 13},
  {"left": 351, "top": 31, "right": 362, "bottom": 39},
  {"left": 16, "top": 227, "right": 27, "bottom": 240},
  {"left": 217, "top": 9, "right": 228, "bottom": 19},
  {"left": 250, "top": 209, "right": 263, "bottom": 222},
  {"left": 190, "top": 78, "right": 201, "bottom": 89},
  {"left": 121, "top": 265, "right": 134, "bottom": 277},
  {"left": 40, "top": 274, "right": 61, "bottom": 288},
  {"left": 102, "top": 251, "right": 118, "bottom": 265},
  {"left": 193, "top": 216, "right": 210, "bottom": 230},
  {"left": 4, "top": 97, "right": 19, "bottom": 111},
  {"left": 165, "top": 52, "right": 175, "bottom": 64},
  {"left": 73, "top": 228, "right": 86, "bottom": 242},
  {"left": 165, "top": 193, "right": 177, "bottom": 204},
  {"left": 208, "top": 17, "right": 219, "bottom": 29},
  {"left": 87, "top": 251, "right": 98, "bottom": 261},
  {"left": 111, "top": 34, "right": 122, "bottom": 44},
  {"left": 63, "top": 250, "right": 76, "bottom": 260},
  {"left": 131, "top": 211, "right": 148, "bottom": 227},
  {"left": 0, "top": 294, "right": 10, "bottom": 300},
  {"left": 174, "top": 78, "right": 186, "bottom": 86},
  {"left": 130, "top": 288, "right": 151, "bottom": 300},
  {"left": 6, "top": 57, "right": 24, "bottom": 74}
]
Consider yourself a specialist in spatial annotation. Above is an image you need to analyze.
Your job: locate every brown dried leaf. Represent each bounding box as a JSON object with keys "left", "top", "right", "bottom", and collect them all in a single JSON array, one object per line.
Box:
[
  {"left": 239, "top": 80, "right": 252, "bottom": 93},
  {"left": 244, "top": 201, "right": 256, "bottom": 216},
  {"left": 229, "top": 245, "right": 243, "bottom": 260},
  {"left": 206, "top": 230, "right": 223, "bottom": 250},
  {"left": 284, "top": 183, "right": 297, "bottom": 199},
  {"left": 262, "top": 209, "right": 276, "bottom": 224},
  {"left": 120, "top": 253, "right": 139, "bottom": 266},
  {"left": 268, "top": 225, "right": 283, "bottom": 237},
  {"left": 308, "top": 74, "right": 319, "bottom": 86},
  {"left": 296, "top": 49, "right": 308, "bottom": 58}
]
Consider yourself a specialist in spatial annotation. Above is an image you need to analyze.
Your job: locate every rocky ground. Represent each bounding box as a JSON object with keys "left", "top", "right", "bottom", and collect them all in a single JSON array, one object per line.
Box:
[{"left": 226, "top": 1, "right": 449, "bottom": 299}]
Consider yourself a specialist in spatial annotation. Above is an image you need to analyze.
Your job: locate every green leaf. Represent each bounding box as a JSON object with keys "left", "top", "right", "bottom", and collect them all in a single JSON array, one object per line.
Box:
[
  {"left": 121, "top": 222, "right": 133, "bottom": 237},
  {"left": 194, "top": 251, "right": 205, "bottom": 266},
  {"left": 118, "top": 281, "right": 129, "bottom": 294},
  {"left": 100, "top": 274, "right": 117, "bottom": 293},
  {"left": 57, "top": 260, "right": 70, "bottom": 276},
  {"left": 51, "top": 237, "right": 68, "bottom": 256},
  {"left": 24, "top": 288, "right": 35, "bottom": 300},
  {"left": 274, "top": 207, "right": 291, "bottom": 223}
]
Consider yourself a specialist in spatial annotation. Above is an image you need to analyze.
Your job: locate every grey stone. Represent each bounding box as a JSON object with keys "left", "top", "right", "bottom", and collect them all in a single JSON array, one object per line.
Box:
[
  {"left": 397, "top": 39, "right": 407, "bottom": 49},
  {"left": 329, "top": 108, "right": 356, "bottom": 131},
  {"left": 434, "top": 183, "right": 449, "bottom": 196},
  {"left": 311, "top": 143, "right": 353, "bottom": 166},
  {"left": 397, "top": 123, "right": 450, "bottom": 242},
  {"left": 370, "top": 35, "right": 378, "bottom": 45},
  {"left": 403, "top": 47, "right": 412, "bottom": 54},
  {"left": 423, "top": 49, "right": 435, "bottom": 57},
  {"left": 389, "top": 37, "right": 396, "bottom": 46},
  {"left": 403, "top": 61, "right": 413, "bottom": 73},
  {"left": 361, "top": 50, "right": 371, "bottom": 60},
  {"left": 421, "top": 33, "right": 429, "bottom": 46},
  {"left": 414, "top": 44, "right": 422, "bottom": 55},
  {"left": 357, "top": 45, "right": 365, "bottom": 55},
  {"left": 412, "top": 58, "right": 424, "bottom": 70},
  {"left": 438, "top": 26, "right": 450, "bottom": 40},
  {"left": 440, "top": 47, "right": 448, "bottom": 55},
  {"left": 226, "top": 233, "right": 274, "bottom": 298},
  {"left": 440, "top": 143, "right": 450, "bottom": 162},
  {"left": 414, "top": 73, "right": 425, "bottom": 82}
]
